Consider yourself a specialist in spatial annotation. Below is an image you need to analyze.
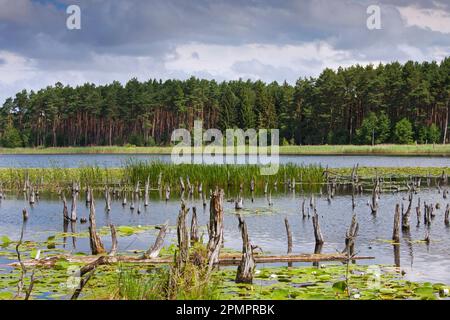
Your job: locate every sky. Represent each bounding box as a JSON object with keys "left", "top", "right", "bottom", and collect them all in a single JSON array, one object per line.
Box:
[{"left": 0, "top": 0, "right": 449, "bottom": 103}]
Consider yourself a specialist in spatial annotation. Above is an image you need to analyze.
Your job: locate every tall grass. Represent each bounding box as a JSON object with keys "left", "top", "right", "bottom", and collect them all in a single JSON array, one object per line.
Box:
[{"left": 124, "top": 159, "right": 324, "bottom": 190}]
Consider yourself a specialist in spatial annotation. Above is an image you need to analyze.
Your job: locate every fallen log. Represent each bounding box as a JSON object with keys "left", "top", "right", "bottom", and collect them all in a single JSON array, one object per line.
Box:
[{"left": 12, "top": 252, "right": 375, "bottom": 268}]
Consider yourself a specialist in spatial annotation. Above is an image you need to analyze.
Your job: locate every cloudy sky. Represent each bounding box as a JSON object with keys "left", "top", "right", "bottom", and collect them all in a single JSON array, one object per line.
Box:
[{"left": 0, "top": 0, "right": 449, "bottom": 103}]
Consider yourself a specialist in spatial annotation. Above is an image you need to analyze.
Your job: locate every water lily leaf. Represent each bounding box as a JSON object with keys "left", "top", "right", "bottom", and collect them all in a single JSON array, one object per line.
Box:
[
  {"left": 1, "top": 236, "right": 12, "bottom": 247},
  {"left": 332, "top": 281, "right": 347, "bottom": 293},
  {"left": 0, "top": 291, "right": 13, "bottom": 300}
]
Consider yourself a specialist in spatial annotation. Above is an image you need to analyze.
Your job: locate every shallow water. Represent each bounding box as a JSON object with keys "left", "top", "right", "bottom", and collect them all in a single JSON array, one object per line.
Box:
[
  {"left": 0, "top": 188, "right": 449, "bottom": 284},
  {"left": 1, "top": 154, "right": 450, "bottom": 168}
]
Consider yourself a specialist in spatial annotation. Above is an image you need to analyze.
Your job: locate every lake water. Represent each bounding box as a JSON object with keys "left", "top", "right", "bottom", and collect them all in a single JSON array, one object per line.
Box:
[
  {"left": 1, "top": 188, "right": 449, "bottom": 284},
  {"left": 0, "top": 153, "right": 450, "bottom": 168}
]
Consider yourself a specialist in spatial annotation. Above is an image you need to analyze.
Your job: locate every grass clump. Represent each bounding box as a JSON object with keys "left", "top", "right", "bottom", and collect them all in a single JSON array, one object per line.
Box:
[{"left": 115, "top": 243, "right": 220, "bottom": 300}]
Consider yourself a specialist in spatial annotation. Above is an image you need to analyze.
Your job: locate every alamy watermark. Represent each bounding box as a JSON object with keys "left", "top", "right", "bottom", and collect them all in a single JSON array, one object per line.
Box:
[
  {"left": 171, "top": 121, "right": 279, "bottom": 175},
  {"left": 367, "top": 5, "right": 381, "bottom": 30},
  {"left": 66, "top": 5, "right": 81, "bottom": 30}
]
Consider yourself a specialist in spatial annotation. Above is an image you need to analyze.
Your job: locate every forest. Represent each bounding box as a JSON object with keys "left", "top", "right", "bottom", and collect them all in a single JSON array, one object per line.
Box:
[{"left": 0, "top": 58, "right": 449, "bottom": 148}]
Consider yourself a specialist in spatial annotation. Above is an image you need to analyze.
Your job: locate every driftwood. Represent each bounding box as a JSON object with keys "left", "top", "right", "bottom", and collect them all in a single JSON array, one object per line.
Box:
[
  {"left": 284, "top": 217, "right": 293, "bottom": 254},
  {"left": 235, "top": 215, "right": 255, "bottom": 284},
  {"left": 207, "top": 189, "right": 224, "bottom": 271},
  {"left": 14, "top": 252, "right": 374, "bottom": 269},
  {"left": 88, "top": 190, "right": 105, "bottom": 255},
  {"left": 392, "top": 204, "right": 401, "bottom": 242},
  {"left": 143, "top": 221, "right": 169, "bottom": 259}
]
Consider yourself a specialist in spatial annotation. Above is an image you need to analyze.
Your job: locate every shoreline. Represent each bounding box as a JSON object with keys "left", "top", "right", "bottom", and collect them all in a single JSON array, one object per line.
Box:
[{"left": 2, "top": 144, "right": 450, "bottom": 156}]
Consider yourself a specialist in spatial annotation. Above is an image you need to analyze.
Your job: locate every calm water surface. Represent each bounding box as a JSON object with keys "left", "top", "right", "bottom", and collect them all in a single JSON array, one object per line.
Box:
[{"left": 0, "top": 154, "right": 450, "bottom": 168}]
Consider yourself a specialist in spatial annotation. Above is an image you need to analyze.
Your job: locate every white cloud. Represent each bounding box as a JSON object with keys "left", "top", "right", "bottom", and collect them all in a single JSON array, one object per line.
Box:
[
  {"left": 398, "top": 5, "right": 450, "bottom": 34},
  {"left": 165, "top": 42, "right": 356, "bottom": 80}
]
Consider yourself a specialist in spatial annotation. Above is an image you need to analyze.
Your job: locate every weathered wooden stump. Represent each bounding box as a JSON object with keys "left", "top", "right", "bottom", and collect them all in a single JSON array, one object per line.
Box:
[
  {"left": 207, "top": 189, "right": 224, "bottom": 271},
  {"left": 88, "top": 190, "right": 105, "bottom": 255},
  {"left": 312, "top": 211, "right": 324, "bottom": 245},
  {"left": 176, "top": 202, "right": 189, "bottom": 269},
  {"left": 343, "top": 213, "right": 359, "bottom": 255},
  {"left": 143, "top": 221, "right": 169, "bottom": 259},
  {"left": 190, "top": 206, "right": 199, "bottom": 243},
  {"left": 392, "top": 204, "right": 401, "bottom": 242},
  {"left": 235, "top": 215, "right": 255, "bottom": 284},
  {"left": 284, "top": 217, "right": 293, "bottom": 254}
]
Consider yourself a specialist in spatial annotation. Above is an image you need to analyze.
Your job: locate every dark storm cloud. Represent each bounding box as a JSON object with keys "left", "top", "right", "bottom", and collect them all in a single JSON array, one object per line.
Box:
[
  {"left": 1, "top": 0, "right": 448, "bottom": 63},
  {"left": 0, "top": 0, "right": 448, "bottom": 103}
]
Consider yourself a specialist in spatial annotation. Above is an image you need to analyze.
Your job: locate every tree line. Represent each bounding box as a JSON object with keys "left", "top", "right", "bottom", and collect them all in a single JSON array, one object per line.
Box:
[{"left": 0, "top": 58, "right": 449, "bottom": 148}]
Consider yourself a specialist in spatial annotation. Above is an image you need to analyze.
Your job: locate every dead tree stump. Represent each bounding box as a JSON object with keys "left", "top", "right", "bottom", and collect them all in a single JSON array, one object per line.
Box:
[
  {"left": 62, "top": 195, "right": 69, "bottom": 221},
  {"left": 190, "top": 206, "right": 199, "bottom": 244},
  {"left": 343, "top": 213, "right": 359, "bottom": 255},
  {"left": 284, "top": 217, "right": 293, "bottom": 254},
  {"left": 392, "top": 204, "right": 401, "bottom": 242},
  {"left": 370, "top": 177, "right": 380, "bottom": 214},
  {"left": 109, "top": 224, "right": 118, "bottom": 256},
  {"left": 207, "top": 189, "right": 224, "bottom": 271},
  {"left": 144, "top": 176, "right": 149, "bottom": 207},
  {"left": 143, "top": 221, "right": 169, "bottom": 259},
  {"left": 402, "top": 192, "right": 413, "bottom": 230},
  {"left": 235, "top": 215, "right": 255, "bottom": 284},
  {"left": 445, "top": 203, "right": 449, "bottom": 226},
  {"left": 70, "top": 191, "right": 77, "bottom": 222},
  {"left": 176, "top": 203, "right": 189, "bottom": 269},
  {"left": 312, "top": 211, "right": 324, "bottom": 245},
  {"left": 88, "top": 190, "right": 105, "bottom": 255}
]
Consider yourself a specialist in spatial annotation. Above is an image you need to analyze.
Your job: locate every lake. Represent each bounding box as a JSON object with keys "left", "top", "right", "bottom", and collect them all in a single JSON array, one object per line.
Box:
[{"left": 0, "top": 153, "right": 450, "bottom": 168}]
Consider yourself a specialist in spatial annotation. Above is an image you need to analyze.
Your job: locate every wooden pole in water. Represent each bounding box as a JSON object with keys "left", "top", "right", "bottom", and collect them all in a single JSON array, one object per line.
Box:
[
  {"left": 235, "top": 215, "right": 255, "bottom": 284},
  {"left": 284, "top": 217, "right": 293, "bottom": 254}
]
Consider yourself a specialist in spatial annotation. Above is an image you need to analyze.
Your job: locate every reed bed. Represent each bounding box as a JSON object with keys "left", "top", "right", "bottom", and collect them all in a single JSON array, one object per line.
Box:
[
  {"left": 123, "top": 160, "right": 325, "bottom": 190},
  {"left": 0, "top": 162, "right": 325, "bottom": 192}
]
